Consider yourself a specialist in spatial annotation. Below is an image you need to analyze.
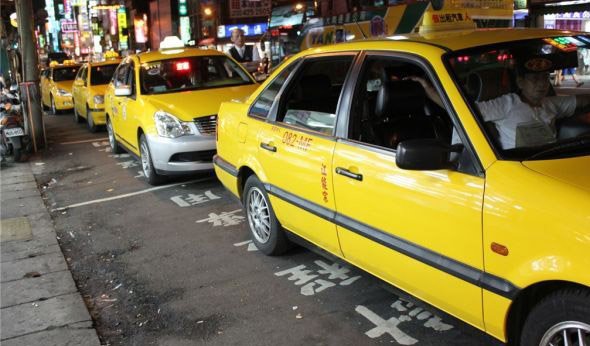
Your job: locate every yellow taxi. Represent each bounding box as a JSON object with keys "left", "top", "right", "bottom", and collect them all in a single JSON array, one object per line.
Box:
[
  {"left": 214, "top": 25, "right": 590, "bottom": 346},
  {"left": 104, "top": 37, "right": 258, "bottom": 185},
  {"left": 41, "top": 62, "right": 81, "bottom": 114},
  {"left": 72, "top": 60, "right": 120, "bottom": 132}
]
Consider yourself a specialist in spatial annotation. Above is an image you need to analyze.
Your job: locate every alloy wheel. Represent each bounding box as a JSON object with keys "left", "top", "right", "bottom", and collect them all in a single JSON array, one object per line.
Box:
[
  {"left": 107, "top": 121, "right": 115, "bottom": 149},
  {"left": 140, "top": 141, "right": 151, "bottom": 178},
  {"left": 246, "top": 187, "right": 271, "bottom": 244},
  {"left": 540, "top": 321, "right": 590, "bottom": 346}
]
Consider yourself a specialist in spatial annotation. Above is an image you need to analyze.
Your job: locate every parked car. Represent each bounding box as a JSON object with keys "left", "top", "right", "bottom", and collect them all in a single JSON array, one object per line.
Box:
[
  {"left": 104, "top": 37, "right": 259, "bottom": 185},
  {"left": 214, "top": 26, "right": 590, "bottom": 346},
  {"left": 72, "top": 59, "right": 120, "bottom": 132},
  {"left": 41, "top": 62, "right": 81, "bottom": 114}
]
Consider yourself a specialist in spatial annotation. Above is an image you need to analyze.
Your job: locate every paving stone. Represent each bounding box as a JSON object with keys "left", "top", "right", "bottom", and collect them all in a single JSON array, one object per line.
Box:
[
  {"left": 0, "top": 217, "right": 33, "bottom": 242},
  {"left": 1, "top": 271, "right": 77, "bottom": 308},
  {"left": 0, "top": 197, "right": 47, "bottom": 219},
  {"left": 0, "top": 189, "right": 41, "bottom": 200},
  {"left": 1, "top": 252, "right": 67, "bottom": 283},
  {"left": 1, "top": 326, "right": 100, "bottom": 346},
  {"left": 0, "top": 181, "right": 38, "bottom": 193},
  {"left": 0, "top": 293, "right": 92, "bottom": 340},
  {"left": 1, "top": 237, "right": 60, "bottom": 263},
  {"left": 1, "top": 174, "right": 36, "bottom": 185}
]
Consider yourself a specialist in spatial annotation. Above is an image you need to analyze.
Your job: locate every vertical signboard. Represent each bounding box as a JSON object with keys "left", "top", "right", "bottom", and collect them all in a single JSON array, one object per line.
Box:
[{"left": 118, "top": 7, "right": 128, "bottom": 49}]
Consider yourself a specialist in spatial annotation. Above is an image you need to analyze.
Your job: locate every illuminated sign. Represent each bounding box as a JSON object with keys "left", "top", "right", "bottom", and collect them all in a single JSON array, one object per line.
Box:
[
  {"left": 134, "top": 14, "right": 148, "bottom": 43},
  {"left": 118, "top": 7, "right": 128, "bottom": 50},
  {"left": 217, "top": 23, "right": 267, "bottom": 38},
  {"left": 60, "top": 19, "right": 78, "bottom": 32},
  {"left": 180, "top": 16, "right": 191, "bottom": 44},
  {"left": 543, "top": 36, "right": 583, "bottom": 52},
  {"left": 179, "top": 0, "right": 188, "bottom": 16}
]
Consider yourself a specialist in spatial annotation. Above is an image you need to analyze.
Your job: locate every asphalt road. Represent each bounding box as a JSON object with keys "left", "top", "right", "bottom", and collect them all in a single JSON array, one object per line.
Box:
[{"left": 31, "top": 111, "right": 502, "bottom": 346}]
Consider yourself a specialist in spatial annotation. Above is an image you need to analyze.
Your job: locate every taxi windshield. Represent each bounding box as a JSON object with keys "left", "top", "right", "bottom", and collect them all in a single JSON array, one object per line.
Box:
[
  {"left": 53, "top": 67, "right": 80, "bottom": 81},
  {"left": 90, "top": 64, "right": 118, "bottom": 85},
  {"left": 140, "top": 56, "right": 253, "bottom": 95},
  {"left": 446, "top": 35, "right": 590, "bottom": 160}
]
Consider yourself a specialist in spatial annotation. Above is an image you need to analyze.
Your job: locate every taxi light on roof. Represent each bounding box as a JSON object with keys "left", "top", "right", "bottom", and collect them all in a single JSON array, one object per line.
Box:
[{"left": 160, "top": 36, "right": 185, "bottom": 50}]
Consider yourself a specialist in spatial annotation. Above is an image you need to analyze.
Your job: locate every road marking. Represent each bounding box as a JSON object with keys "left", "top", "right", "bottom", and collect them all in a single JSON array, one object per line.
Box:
[
  {"left": 59, "top": 138, "right": 109, "bottom": 145},
  {"left": 51, "top": 177, "right": 212, "bottom": 212}
]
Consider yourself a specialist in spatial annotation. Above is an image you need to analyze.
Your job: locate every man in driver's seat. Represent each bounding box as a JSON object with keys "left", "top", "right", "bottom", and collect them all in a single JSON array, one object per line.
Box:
[{"left": 476, "top": 58, "right": 590, "bottom": 149}]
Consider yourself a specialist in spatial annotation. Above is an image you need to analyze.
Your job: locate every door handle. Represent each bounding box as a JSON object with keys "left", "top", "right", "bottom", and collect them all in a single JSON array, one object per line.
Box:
[
  {"left": 260, "top": 142, "right": 277, "bottom": 152},
  {"left": 335, "top": 167, "right": 363, "bottom": 181}
]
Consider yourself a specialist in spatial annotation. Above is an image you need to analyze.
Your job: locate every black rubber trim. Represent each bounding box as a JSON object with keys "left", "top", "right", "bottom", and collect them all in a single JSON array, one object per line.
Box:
[
  {"left": 213, "top": 155, "right": 238, "bottom": 177},
  {"left": 265, "top": 182, "right": 519, "bottom": 300}
]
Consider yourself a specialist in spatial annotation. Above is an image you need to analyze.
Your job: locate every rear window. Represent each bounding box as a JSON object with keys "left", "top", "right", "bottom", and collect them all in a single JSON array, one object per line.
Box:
[
  {"left": 53, "top": 67, "right": 80, "bottom": 81},
  {"left": 140, "top": 55, "right": 254, "bottom": 95},
  {"left": 90, "top": 64, "right": 118, "bottom": 85}
]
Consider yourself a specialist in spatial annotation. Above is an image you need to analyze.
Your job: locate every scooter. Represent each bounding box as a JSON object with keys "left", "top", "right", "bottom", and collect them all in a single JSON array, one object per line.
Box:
[{"left": 0, "top": 101, "right": 28, "bottom": 163}]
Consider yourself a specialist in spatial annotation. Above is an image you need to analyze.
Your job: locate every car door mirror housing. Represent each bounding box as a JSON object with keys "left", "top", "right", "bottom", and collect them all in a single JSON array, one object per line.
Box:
[
  {"left": 114, "top": 85, "right": 132, "bottom": 97},
  {"left": 396, "top": 139, "right": 451, "bottom": 170}
]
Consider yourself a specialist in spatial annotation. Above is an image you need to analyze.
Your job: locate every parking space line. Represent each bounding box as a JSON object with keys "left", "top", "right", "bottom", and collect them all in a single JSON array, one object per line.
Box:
[
  {"left": 60, "top": 138, "right": 109, "bottom": 145},
  {"left": 51, "top": 177, "right": 212, "bottom": 212}
]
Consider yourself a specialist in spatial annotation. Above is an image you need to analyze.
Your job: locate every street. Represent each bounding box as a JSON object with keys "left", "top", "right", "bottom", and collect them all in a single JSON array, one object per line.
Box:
[{"left": 29, "top": 111, "right": 502, "bottom": 346}]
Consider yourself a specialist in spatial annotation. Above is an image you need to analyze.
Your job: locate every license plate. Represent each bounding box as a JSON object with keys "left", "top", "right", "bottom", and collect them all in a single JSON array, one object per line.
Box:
[{"left": 4, "top": 127, "right": 24, "bottom": 137}]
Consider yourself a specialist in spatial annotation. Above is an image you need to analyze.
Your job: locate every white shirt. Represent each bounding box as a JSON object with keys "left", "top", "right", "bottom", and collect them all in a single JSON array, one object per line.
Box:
[
  {"left": 477, "top": 93, "right": 577, "bottom": 149},
  {"left": 235, "top": 45, "right": 260, "bottom": 62}
]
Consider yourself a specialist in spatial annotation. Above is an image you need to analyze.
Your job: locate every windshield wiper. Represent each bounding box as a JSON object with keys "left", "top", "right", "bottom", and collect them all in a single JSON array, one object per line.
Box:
[{"left": 525, "top": 135, "right": 590, "bottom": 160}]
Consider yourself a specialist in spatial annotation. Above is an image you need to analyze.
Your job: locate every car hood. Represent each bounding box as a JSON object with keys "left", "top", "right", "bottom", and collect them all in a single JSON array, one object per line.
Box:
[
  {"left": 144, "top": 84, "right": 258, "bottom": 121},
  {"left": 90, "top": 84, "right": 108, "bottom": 96},
  {"left": 55, "top": 81, "right": 74, "bottom": 92},
  {"left": 523, "top": 156, "right": 590, "bottom": 192}
]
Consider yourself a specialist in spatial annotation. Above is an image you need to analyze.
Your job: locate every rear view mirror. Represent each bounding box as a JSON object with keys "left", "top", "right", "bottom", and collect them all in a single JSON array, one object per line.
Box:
[
  {"left": 114, "top": 85, "right": 132, "bottom": 97},
  {"left": 396, "top": 139, "right": 451, "bottom": 170}
]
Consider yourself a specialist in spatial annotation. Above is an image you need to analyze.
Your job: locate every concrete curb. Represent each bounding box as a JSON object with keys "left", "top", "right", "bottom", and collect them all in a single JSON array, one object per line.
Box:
[{"left": 1, "top": 161, "right": 101, "bottom": 345}]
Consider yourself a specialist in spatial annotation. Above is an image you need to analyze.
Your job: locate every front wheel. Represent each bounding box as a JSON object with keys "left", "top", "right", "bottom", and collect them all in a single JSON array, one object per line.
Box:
[
  {"left": 73, "top": 102, "right": 83, "bottom": 123},
  {"left": 520, "top": 289, "right": 590, "bottom": 346},
  {"left": 139, "top": 134, "right": 164, "bottom": 185},
  {"left": 243, "top": 175, "right": 290, "bottom": 255},
  {"left": 87, "top": 106, "right": 98, "bottom": 132},
  {"left": 106, "top": 117, "right": 123, "bottom": 154},
  {"left": 50, "top": 96, "right": 57, "bottom": 115}
]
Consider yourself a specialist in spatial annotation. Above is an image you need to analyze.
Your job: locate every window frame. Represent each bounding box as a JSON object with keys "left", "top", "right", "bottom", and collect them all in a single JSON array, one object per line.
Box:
[{"left": 338, "top": 50, "right": 484, "bottom": 177}]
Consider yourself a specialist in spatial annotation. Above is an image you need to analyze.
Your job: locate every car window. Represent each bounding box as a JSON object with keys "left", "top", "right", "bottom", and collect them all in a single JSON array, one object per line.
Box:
[
  {"left": 112, "top": 64, "right": 130, "bottom": 87},
  {"left": 125, "top": 62, "right": 136, "bottom": 97},
  {"left": 75, "top": 66, "right": 85, "bottom": 80},
  {"left": 90, "top": 64, "right": 118, "bottom": 85},
  {"left": 249, "top": 61, "right": 298, "bottom": 118},
  {"left": 139, "top": 55, "right": 253, "bottom": 95},
  {"left": 276, "top": 56, "right": 354, "bottom": 135},
  {"left": 80, "top": 66, "right": 88, "bottom": 84},
  {"left": 53, "top": 67, "right": 80, "bottom": 81}
]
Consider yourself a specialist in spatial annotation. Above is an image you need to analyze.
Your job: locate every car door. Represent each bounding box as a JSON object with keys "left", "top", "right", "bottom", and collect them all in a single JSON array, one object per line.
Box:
[
  {"left": 41, "top": 68, "right": 52, "bottom": 105},
  {"left": 79, "top": 65, "right": 90, "bottom": 117},
  {"left": 72, "top": 66, "right": 86, "bottom": 116},
  {"left": 332, "top": 53, "right": 486, "bottom": 328},
  {"left": 253, "top": 54, "right": 356, "bottom": 256},
  {"left": 120, "top": 60, "right": 141, "bottom": 152},
  {"left": 109, "top": 62, "right": 132, "bottom": 149}
]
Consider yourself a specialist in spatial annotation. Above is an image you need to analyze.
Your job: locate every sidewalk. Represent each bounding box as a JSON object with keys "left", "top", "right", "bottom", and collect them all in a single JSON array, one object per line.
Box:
[{"left": 1, "top": 160, "right": 101, "bottom": 345}]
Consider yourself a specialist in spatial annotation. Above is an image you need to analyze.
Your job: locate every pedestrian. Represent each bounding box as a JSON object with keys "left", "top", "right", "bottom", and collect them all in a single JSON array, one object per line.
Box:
[
  {"left": 228, "top": 28, "right": 260, "bottom": 73},
  {"left": 562, "top": 67, "right": 583, "bottom": 87}
]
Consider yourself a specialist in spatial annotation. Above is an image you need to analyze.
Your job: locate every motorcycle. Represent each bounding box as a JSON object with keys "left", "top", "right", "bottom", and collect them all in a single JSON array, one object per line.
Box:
[{"left": 0, "top": 98, "right": 28, "bottom": 163}]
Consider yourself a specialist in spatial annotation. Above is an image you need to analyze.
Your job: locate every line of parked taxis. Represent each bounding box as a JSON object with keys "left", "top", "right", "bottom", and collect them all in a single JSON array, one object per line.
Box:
[{"left": 41, "top": 18, "right": 589, "bottom": 346}]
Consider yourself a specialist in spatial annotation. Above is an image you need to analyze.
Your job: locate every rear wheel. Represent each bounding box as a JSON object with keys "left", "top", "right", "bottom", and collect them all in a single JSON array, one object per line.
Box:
[
  {"left": 243, "top": 175, "right": 290, "bottom": 255},
  {"left": 520, "top": 288, "right": 590, "bottom": 346},
  {"left": 106, "top": 117, "right": 123, "bottom": 154},
  {"left": 139, "top": 134, "right": 164, "bottom": 185},
  {"left": 87, "top": 106, "right": 98, "bottom": 132},
  {"left": 50, "top": 96, "right": 57, "bottom": 115},
  {"left": 73, "top": 103, "right": 83, "bottom": 123}
]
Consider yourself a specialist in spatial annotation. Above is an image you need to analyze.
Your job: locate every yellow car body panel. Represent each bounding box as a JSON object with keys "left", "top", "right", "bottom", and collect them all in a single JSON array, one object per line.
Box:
[
  {"left": 72, "top": 61, "right": 120, "bottom": 125},
  {"left": 215, "top": 28, "right": 590, "bottom": 344},
  {"left": 42, "top": 65, "right": 80, "bottom": 110}
]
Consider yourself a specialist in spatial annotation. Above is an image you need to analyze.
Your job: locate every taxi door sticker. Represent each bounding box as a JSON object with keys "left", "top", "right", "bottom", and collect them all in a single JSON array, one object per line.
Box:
[
  {"left": 321, "top": 163, "right": 329, "bottom": 203},
  {"left": 282, "top": 130, "right": 313, "bottom": 151},
  {"left": 122, "top": 104, "right": 127, "bottom": 120}
]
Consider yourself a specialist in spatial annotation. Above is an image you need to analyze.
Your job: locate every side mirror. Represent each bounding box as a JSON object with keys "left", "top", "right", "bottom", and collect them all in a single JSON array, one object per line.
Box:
[
  {"left": 396, "top": 139, "right": 452, "bottom": 170},
  {"left": 114, "top": 85, "right": 132, "bottom": 97}
]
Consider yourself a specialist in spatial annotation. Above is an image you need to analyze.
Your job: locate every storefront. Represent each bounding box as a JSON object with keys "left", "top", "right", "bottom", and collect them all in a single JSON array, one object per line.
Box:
[
  {"left": 214, "top": 22, "right": 268, "bottom": 56},
  {"left": 529, "top": 0, "right": 590, "bottom": 29}
]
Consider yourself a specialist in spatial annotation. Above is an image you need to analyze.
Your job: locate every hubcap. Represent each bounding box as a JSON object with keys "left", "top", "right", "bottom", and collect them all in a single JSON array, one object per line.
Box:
[
  {"left": 246, "top": 187, "right": 271, "bottom": 244},
  {"left": 140, "top": 141, "right": 151, "bottom": 178},
  {"left": 51, "top": 99, "right": 55, "bottom": 114},
  {"left": 540, "top": 321, "right": 590, "bottom": 346},
  {"left": 107, "top": 121, "right": 115, "bottom": 149}
]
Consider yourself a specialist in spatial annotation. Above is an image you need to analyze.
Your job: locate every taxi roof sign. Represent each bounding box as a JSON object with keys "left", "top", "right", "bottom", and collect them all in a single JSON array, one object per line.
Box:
[
  {"left": 418, "top": 7, "right": 476, "bottom": 34},
  {"left": 160, "top": 36, "right": 185, "bottom": 50}
]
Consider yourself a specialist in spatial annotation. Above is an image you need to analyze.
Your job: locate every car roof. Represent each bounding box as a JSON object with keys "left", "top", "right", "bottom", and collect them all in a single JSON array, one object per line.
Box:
[
  {"left": 86, "top": 60, "right": 121, "bottom": 67},
  {"left": 136, "top": 47, "right": 228, "bottom": 63},
  {"left": 300, "top": 28, "right": 579, "bottom": 55}
]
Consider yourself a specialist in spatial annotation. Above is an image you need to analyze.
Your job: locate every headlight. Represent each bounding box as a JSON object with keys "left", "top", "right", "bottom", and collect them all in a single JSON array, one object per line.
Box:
[
  {"left": 57, "top": 89, "right": 71, "bottom": 96},
  {"left": 93, "top": 95, "right": 104, "bottom": 105},
  {"left": 154, "top": 110, "right": 194, "bottom": 138}
]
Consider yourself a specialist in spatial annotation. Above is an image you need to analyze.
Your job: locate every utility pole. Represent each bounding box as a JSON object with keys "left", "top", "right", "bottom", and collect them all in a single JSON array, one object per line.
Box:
[{"left": 15, "top": 0, "right": 46, "bottom": 152}]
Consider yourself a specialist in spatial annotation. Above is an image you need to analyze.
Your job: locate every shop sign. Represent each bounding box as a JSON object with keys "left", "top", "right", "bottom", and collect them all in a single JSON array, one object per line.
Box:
[
  {"left": 555, "top": 11, "right": 590, "bottom": 19},
  {"left": 118, "top": 7, "right": 128, "bottom": 50},
  {"left": 217, "top": 23, "right": 268, "bottom": 38},
  {"left": 180, "top": 16, "right": 191, "bottom": 43},
  {"left": 134, "top": 14, "right": 148, "bottom": 44},
  {"left": 61, "top": 19, "right": 78, "bottom": 32},
  {"left": 229, "top": 0, "right": 271, "bottom": 18}
]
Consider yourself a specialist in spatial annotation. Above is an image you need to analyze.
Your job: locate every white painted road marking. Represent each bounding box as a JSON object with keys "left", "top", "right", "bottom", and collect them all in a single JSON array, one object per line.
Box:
[
  {"left": 51, "top": 177, "right": 213, "bottom": 212},
  {"left": 356, "top": 305, "right": 418, "bottom": 345},
  {"left": 275, "top": 260, "right": 362, "bottom": 296},
  {"left": 59, "top": 138, "right": 109, "bottom": 145},
  {"left": 233, "top": 240, "right": 259, "bottom": 251},
  {"left": 196, "top": 210, "right": 244, "bottom": 227}
]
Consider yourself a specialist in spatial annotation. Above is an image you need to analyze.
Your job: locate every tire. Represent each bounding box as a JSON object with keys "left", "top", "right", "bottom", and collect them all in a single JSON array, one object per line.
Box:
[
  {"left": 139, "top": 134, "right": 164, "bottom": 185},
  {"left": 86, "top": 106, "right": 98, "bottom": 132},
  {"left": 106, "top": 117, "right": 123, "bottom": 154},
  {"left": 50, "top": 96, "right": 57, "bottom": 115},
  {"left": 520, "top": 288, "right": 590, "bottom": 346},
  {"left": 73, "top": 103, "right": 83, "bottom": 123},
  {"left": 243, "top": 175, "right": 290, "bottom": 255}
]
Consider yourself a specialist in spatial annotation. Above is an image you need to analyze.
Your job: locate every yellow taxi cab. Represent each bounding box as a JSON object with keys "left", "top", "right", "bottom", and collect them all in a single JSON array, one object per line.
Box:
[
  {"left": 104, "top": 36, "right": 258, "bottom": 185},
  {"left": 214, "top": 17, "right": 590, "bottom": 346},
  {"left": 41, "top": 61, "right": 81, "bottom": 114},
  {"left": 72, "top": 59, "right": 120, "bottom": 132}
]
